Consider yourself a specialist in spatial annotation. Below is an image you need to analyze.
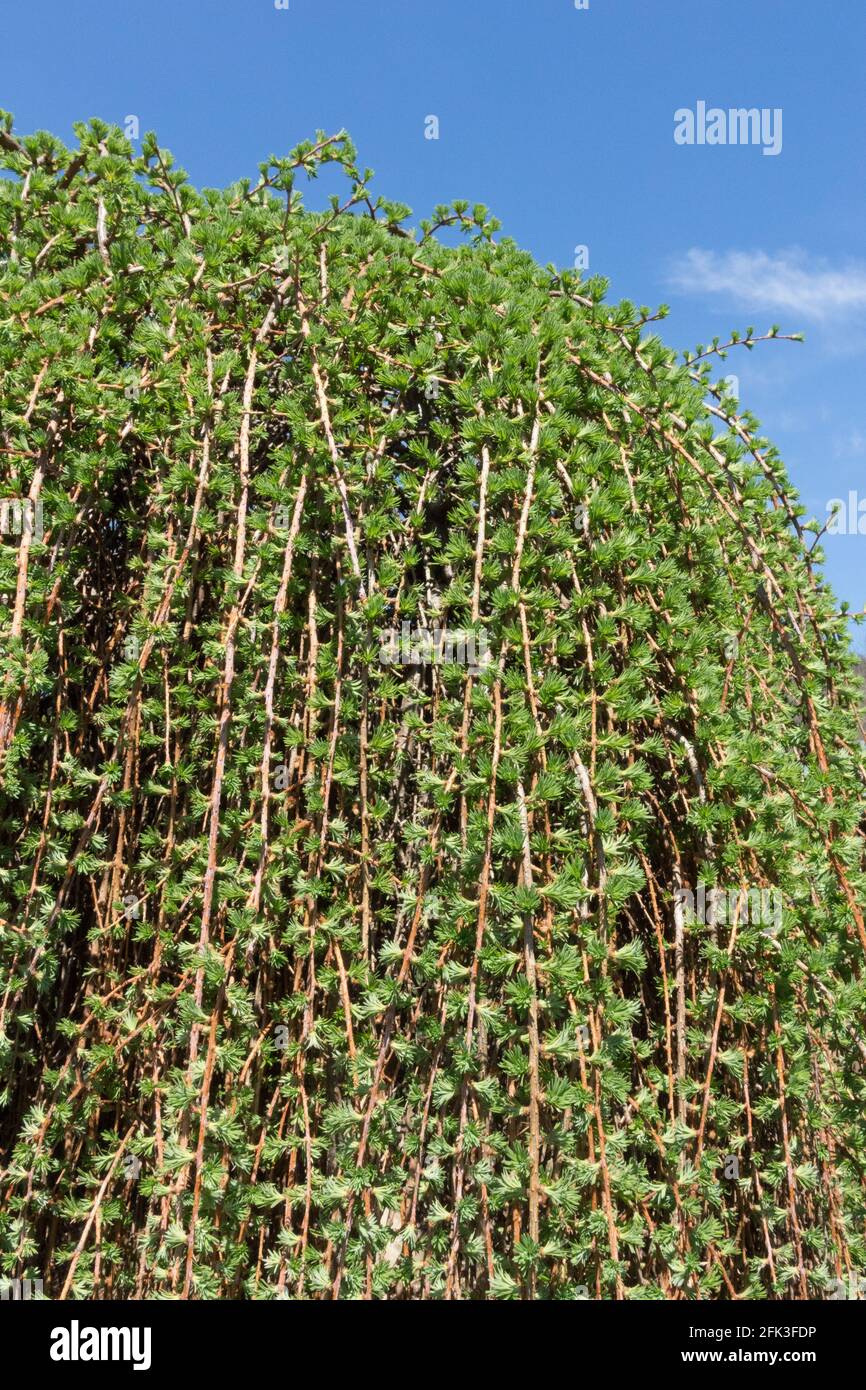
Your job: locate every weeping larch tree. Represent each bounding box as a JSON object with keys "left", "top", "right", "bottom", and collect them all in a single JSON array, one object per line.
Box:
[{"left": 1, "top": 114, "right": 865, "bottom": 1302}]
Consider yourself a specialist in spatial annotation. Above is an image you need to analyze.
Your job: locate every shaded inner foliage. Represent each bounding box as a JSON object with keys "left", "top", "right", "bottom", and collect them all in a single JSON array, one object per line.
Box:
[{"left": 1, "top": 115, "right": 865, "bottom": 1301}]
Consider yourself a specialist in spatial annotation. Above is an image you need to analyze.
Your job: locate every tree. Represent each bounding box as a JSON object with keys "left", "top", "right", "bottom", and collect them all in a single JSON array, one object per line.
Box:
[{"left": 1, "top": 114, "right": 864, "bottom": 1301}]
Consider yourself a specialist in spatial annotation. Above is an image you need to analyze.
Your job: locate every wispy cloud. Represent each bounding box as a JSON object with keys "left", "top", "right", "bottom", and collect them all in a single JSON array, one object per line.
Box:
[
  {"left": 667, "top": 248, "right": 866, "bottom": 322},
  {"left": 833, "top": 429, "right": 866, "bottom": 460}
]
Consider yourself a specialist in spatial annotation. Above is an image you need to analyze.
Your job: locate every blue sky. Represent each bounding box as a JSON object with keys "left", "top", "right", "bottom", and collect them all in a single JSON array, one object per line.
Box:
[{"left": 3, "top": 0, "right": 864, "bottom": 641}]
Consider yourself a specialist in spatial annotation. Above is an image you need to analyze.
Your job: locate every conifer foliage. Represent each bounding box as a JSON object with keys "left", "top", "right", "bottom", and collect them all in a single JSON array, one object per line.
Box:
[{"left": 1, "top": 115, "right": 865, "bottom": 1300}]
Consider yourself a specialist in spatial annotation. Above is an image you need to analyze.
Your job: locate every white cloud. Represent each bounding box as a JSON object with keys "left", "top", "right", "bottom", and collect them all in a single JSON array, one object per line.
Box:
[{"left": 667, "top": 248, "right": 866, "bottom": 322}]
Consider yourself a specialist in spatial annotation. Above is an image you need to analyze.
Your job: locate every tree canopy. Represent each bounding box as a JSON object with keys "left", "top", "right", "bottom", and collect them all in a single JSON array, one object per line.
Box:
[{"left": 1, "top": 115, "right": 865, "bottom": 1300}]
